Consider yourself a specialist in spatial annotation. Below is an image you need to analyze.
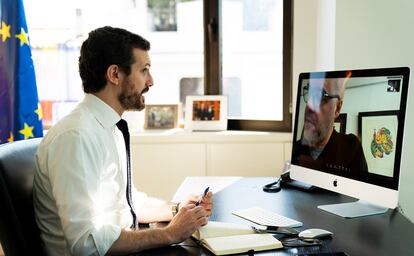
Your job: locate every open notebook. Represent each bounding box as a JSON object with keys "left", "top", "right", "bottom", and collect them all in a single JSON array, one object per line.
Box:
[{"left": 192, "top": 221, "right": 282, "bottom": 255}]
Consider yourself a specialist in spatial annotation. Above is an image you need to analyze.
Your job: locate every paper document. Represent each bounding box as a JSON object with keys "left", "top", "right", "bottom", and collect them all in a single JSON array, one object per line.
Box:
[{"left": 172, "top": 176, "right": 241, "bottom": 202}]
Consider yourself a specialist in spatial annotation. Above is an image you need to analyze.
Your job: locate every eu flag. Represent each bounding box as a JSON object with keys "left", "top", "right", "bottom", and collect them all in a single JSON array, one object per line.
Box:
[{"left": 0, "top": 0, "right": 43, "bottom": 144}]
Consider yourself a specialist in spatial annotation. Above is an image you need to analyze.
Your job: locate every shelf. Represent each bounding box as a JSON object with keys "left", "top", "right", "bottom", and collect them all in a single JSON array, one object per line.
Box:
[{"left": 131, "top": 129, "right": 292, "bottom": 144}]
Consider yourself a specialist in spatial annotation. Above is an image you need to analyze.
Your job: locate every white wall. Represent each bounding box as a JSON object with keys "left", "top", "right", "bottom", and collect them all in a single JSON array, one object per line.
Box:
[
  {"left": 334, "top": 0, "right": 414, "bottom": 223},
  {"left": 292, "top": 0, "right": 336, "bottom": 125},
  {"left": 292, "top": 0, "right": 317, "bottom": 125},
  {"left": 293, "top": 0, "right": 414, "bottom": 222}
]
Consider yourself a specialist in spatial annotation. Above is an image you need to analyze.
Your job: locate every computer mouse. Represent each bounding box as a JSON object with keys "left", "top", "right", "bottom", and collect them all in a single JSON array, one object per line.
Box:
[{"left": 298, "top": 228, "right": 333, "bottom": 239}]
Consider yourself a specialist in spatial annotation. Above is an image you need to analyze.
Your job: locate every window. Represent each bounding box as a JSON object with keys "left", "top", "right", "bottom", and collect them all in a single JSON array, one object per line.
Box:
[
  {"left": 147, "top": 0, "right": 178, "bottom": 31},
  {"left": 24, "top": 0, "right": 291, "bottom": 131},
  {"left": 205, "top": 0, "right": 292, "bottom": 131}
]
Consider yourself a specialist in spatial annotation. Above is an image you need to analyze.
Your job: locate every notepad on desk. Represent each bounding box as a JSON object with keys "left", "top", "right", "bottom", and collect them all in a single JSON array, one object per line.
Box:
[{"left": 192, "top": 221, "right": 283, "bottom": 256}]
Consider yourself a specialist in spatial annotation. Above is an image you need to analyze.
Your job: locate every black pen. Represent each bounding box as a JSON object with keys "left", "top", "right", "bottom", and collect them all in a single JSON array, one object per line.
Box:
[{"left": 195, "top": 187, "right": 210, "bottom": 206}]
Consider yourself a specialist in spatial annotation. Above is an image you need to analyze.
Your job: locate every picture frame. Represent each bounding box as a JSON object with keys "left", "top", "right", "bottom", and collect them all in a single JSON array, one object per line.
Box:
[
  {"left": 387, "top": 79, "right": 401, "bottom": 92},
  {"left": 185, "top": 95, "right": 228, "bottom": 131},
  {"left": 333, "top": 113, "right": 347, "bottom": 134},
  {"left": 144, "top": 104, "right": 178, "bottom": 129},
  {"left": 358, "top": 110, "right": 399, "bottom": 177}
]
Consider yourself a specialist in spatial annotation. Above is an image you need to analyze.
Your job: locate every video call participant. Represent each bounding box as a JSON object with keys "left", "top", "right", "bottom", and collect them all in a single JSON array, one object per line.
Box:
[
  {"left": 33, "top": 26, "right": 213, "bottom": 256},
  {"left": 292, "top": 73, "right": 368, "bottom": 178}
]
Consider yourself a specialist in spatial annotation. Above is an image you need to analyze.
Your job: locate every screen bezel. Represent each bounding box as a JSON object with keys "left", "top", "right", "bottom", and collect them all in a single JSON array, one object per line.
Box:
[{"left": 291, "top": 67, "right": 410, "bottom": 191}]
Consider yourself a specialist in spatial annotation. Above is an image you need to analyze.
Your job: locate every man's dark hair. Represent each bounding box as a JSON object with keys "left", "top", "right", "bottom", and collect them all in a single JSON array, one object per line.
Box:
[{"left": 79, "top": 26, "right": 150, "bottom": 93}]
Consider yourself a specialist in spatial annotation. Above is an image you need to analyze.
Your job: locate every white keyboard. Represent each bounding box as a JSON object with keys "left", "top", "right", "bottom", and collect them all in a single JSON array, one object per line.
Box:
[{"left": 232, "top": 207, "right": 303, "bottom": 228}]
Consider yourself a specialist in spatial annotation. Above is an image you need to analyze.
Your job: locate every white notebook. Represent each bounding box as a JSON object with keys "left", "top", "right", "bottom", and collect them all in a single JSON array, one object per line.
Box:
[{"left": 192, "top": 221, "right": 282, "bottom": 256}]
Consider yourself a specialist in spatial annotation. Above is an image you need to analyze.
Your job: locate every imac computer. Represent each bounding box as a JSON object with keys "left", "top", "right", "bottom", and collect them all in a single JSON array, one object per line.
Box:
[{"left": 290, "top": 67, "right": 410, "bottom": 218}]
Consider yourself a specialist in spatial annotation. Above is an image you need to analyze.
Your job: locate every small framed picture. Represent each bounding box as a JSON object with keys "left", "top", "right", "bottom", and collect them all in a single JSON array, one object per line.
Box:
[
  {"left": 144, "top": 104, "right": 178, "bottom": 129},
  {"left": 333, "top": 113, "right": 347, "bottom": 134},
  {"left": 185, "top": 95, "right": 228, "bottom": 131},
  {"left": 387, "top": 79, "right": 401, "bottom": 92}
]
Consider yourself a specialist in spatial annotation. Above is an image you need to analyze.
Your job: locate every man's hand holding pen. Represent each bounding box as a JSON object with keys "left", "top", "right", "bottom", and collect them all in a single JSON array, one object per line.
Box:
[
  {"left": 195, "top": 187, "right": 210, "bottom": 206},
  {"left": 179, "top": 187, "right": 214, "bottom": 218},
  {"left": 197, "top": 187, "right": 213, "bottom": 217},
  {"left": 166, "top": 187, "right": 214, "bottom": 243}
]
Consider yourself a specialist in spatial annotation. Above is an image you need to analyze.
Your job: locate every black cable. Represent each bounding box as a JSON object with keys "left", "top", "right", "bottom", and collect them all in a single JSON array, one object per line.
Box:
[{"left": 263, "top": 178, "right": 282, "bottom": 193}]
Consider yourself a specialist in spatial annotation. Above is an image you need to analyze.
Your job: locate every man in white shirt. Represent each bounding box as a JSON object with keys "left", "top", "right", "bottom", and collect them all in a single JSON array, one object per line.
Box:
[{"left": 33, "top": 26, "right": 213, "bottom": 256}]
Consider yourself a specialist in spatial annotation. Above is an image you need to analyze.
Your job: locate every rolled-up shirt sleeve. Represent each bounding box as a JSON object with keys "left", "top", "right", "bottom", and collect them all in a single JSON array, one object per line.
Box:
[
  {"left": 47, "top": 130, "right": 122, "bottom": 255},
  {"left": 132, "top": 187, "right": 149, "bottom": 216}
]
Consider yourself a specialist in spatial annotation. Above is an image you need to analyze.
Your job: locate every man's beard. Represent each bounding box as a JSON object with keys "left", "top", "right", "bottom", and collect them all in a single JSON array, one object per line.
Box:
[
  {"left": 302, "top": 113, "right": 331, "bottom": 148},
  {"left": 118, "top": 79, "right": 146, "bottom": 111},
  {"left": 302, "top": 126, "right": 323, "bottom": 147}
]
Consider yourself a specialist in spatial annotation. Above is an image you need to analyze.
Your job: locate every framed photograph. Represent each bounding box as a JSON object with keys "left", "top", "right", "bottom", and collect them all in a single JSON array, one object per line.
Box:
[
  {"left": 144, "top": 104, "right": 178, "bottom": 129},
  {"left": 387, "top": 79, "right": 401, "bottom": 92},
  {"left": 333, "top": 113, "right": 347, "bottom": 134},
  {"left": 185, "top": 95, "right": 228, "bottom": 131},
  {"left": 358, "top": 110, "right": 399, "bottom": 177}
]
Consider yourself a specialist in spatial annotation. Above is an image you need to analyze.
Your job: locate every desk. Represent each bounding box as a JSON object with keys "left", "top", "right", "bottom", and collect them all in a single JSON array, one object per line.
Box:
[{"left": 136, "top": 177, "right": 414, "bottom": 256}]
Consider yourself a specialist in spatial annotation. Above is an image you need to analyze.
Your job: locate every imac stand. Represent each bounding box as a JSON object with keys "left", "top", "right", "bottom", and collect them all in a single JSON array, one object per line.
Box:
[
  {"left": 318, "top": 200, "right": 388, "bottom": 218},
  {"left": 280, "top": 161, "right": 315, "bottom": 191}
]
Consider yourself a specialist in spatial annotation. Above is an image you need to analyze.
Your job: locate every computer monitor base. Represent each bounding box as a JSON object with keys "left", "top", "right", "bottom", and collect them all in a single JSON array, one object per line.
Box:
[
  {"left": 318, "top": 200, "right": 388, "bottom": 218},
  {"left": 282, "top": 179, "right": 315, "bottom": 191}
]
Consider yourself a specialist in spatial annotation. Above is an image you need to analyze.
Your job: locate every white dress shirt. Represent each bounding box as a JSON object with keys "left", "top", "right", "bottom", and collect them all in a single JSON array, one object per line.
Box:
[{"left": 33, "top": 94, "right": 148, "bottom": 256}]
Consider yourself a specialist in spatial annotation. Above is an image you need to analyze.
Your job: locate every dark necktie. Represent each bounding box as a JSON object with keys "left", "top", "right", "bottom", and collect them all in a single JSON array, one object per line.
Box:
[{"left": 116, "top": 119, "right": 138, "bottom": 229}]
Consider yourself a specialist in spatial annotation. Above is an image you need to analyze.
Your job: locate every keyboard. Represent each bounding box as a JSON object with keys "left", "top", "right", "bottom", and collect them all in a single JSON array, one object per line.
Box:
[{"left": 232, "top": 207, "right": 303, "bottom": 228}]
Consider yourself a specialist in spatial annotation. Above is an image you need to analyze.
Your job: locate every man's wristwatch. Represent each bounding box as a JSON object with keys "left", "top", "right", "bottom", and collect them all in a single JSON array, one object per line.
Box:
[{"left": 171, "top": 202, "right": 180, "bottom": 217}]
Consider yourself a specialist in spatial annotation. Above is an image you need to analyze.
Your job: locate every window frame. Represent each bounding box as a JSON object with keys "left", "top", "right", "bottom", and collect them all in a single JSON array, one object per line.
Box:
[{"left": 203, "top": 0, "right": 293, "bottom": 132}]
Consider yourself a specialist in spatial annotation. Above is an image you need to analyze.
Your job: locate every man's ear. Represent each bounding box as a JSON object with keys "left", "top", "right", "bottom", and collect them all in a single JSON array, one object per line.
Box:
[
  {"left": 334, "top": 99, "right": 343, "bottom": 118},
  {"left": 106, "top": 65, "right": 120, "bottom": 85}
]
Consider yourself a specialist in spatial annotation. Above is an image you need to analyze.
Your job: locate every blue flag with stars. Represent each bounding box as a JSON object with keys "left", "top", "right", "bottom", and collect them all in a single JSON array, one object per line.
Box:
[{"left": 0, "top": 0, "right": 43, "bottom": 144}]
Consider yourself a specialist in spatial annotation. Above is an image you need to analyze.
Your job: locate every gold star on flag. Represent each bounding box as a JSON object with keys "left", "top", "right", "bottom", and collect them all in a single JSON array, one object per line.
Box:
[
  {"left": 19, "top": 123, "right": 34, "bottom": 140},
  {"left": 0, "top": 21, "right": 11, "bottom": 42},
  {"left": 8, "top": 132, "right": 14, "bottom": 142},
  {"left": 15, "top": 27, "right": 29, "bottom": 46},
  {"left": 35, "top": 103, "right": 43, "bottom": 121}
]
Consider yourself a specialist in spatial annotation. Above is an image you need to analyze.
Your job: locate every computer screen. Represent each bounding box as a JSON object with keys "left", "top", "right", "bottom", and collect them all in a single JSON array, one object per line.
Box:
[{"left": 290, "top": 67, "right": 410, "bottom": 218}]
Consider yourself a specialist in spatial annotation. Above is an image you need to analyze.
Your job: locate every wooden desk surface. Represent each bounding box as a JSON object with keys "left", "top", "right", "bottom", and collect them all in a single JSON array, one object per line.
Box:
[{"left": 135, "top": 177, "right": 414, "bottom": 256}]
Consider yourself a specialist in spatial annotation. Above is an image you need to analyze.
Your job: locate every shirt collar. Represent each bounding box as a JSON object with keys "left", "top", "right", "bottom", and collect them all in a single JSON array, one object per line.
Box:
[{"left": 82, "top": 94, "right": 121, "bottom": 128}]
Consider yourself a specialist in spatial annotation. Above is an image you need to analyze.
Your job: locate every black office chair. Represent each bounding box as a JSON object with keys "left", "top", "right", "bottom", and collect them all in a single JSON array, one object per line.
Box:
[{"left": 0, "top": 138, "right": 45, "bottom": 255}]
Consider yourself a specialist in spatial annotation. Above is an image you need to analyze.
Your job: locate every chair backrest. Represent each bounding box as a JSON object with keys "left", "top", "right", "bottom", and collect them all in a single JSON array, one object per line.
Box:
[{"left": 0, "top": 138, "right": 45, "bottom": 255}]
